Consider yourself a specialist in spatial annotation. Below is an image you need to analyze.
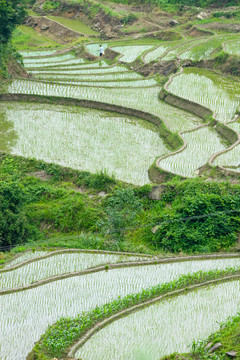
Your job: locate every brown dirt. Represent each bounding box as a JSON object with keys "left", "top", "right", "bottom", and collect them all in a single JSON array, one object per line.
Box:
[
  {"left": 24, "top": 16, "right": 83, "bottom": 44},
  {"left": 137, "top": 60, "right": 177, "bottom": 77},
  {"left": 27, "top": 170, "right": 53, "bottom": 181},
  {"left": 186, "top": 26, "right": 214, "bottom": 37},
  {"left": 7, "top": 60, "right": 28, "bottom": 78}
]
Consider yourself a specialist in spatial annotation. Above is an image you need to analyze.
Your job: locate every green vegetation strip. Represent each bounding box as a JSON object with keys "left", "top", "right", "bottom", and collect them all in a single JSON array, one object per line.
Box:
[{"left": 27, "top": 268, "right": 240, "bottom": 360}]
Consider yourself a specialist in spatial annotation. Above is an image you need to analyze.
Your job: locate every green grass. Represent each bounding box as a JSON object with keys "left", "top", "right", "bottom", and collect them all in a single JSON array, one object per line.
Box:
[
  {"left": 12, "top": 25, "right": 60, "bottom": 49},
  {"left": 47, "top": 16, "right": 99, "bottom": 35}
]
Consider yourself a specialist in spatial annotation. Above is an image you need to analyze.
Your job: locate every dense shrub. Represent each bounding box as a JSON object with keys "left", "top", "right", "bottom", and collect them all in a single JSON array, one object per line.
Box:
[
  {"left": 0, "top": 0, "right": 27, "bottom": 44},
  {"left": 0, "top": 182, "right": 39, "bottom": 249},
  {"left": 152, "top": 180, "right": 240, "bottom": 253}
]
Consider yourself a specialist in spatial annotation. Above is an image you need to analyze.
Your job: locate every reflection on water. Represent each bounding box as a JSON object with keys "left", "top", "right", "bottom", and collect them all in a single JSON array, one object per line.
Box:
[{"left": 0, "top": 109, "right": 18, "bottom": 152}]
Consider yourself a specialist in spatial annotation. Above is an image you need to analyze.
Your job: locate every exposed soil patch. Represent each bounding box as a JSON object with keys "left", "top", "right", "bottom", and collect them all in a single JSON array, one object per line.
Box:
[
  {"left": 137, "top": 60, "right": 177, "bottom": 77},
  {"left": 186, "top": 26, "right": 214, "bottom": 37},
  {"left": 7, "top": 60, "right": 29, "bottom": 78},
  {"left": 28, "top": 170, "right": 53, "bottom": 181}
]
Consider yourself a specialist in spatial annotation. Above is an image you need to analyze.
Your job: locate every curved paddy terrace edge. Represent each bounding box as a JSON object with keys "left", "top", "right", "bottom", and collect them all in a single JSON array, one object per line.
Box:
[{"left": 25, "top": 268, "right": 240, "bottom": 360}]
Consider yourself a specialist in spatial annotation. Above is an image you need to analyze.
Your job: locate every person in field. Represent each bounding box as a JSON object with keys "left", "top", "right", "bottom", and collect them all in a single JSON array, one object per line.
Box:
[{"left": 99, "top": 45, "right": 104, "bottom": 57}]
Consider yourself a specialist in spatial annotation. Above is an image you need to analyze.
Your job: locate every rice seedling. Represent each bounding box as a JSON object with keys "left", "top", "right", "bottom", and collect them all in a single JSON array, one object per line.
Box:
[
  {"left": 168, "top": 68, "right": 240, "bottom": 122},
  {"left": 23, "top": 53, "right": 76, "bottom": 65},
  {"left": 0, "top": 251, "right": 153, "bottom": 290},
  {"left": 76, "top": 280, "right": 240, "bottom": 360},
  {"left": 3, "top": 251, "right": 46, "bottom": 269},
  {"left": 30, "top": 65, "right": 128, "bottom": 75},
  {"left": 160, "top": 126, "right": 226, "bottom": 177},
  {"left": 19, "top": 50, "right": 58, "bottom": 57},
  {"left": 34, "top": 72, "right": 143, "bottom": 81},
  {"left": 25, "top": 58, "right": 87, "bottom": 68},
  {"left": 7, "top": 80, "right": 203, "bottom": 133},
  {"left": 86, "top": 43, "right": 108, "bottom": 56},
  {"left": 45, "top": 78, "right": 157, "bottom": 88},
  {"left": 179, "top": 36, "right": 238, "bottom": 61},
  {"left": 214, "top": 143, "right": 240, "bottom": 169},
  {"left": 144, "top": 42, "right": 182, "bottom": 63},
  {"left": 1, "top": 260, "right": 240, "bottom": 359},
  {"left": 227, "top": 119, "right": 240, "bottom": 134},
  {"left": 162, "top": 38, "right": 205, "bottom": 61},
  {"left": 0, "top": 102, "right": 168, "bottom": 185},
  {"left": 26, "top": 60, "right": 109, "bottom": 70},
  {"left": 225, "top": 40, "right": 240, "bottom": 55},
  {"left": 111, "top": 45, "right": 153, "bottom": 62}
]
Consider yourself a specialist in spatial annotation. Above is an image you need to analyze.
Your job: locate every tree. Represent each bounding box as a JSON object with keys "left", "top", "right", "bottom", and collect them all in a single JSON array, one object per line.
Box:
[
  {"left": 0, "top": 182, "right": 37, "bottom": 249},
  {"left": 0, "top": 0, "right": 27, "bottom": 44}
]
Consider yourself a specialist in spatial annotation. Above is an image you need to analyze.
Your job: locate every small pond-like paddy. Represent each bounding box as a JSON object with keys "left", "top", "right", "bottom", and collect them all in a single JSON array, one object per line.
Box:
[{"left": 0, "top": 102, "right": 168, "bottom": 185}]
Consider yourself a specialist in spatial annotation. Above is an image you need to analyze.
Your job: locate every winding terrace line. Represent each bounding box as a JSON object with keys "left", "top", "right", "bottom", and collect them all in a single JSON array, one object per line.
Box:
[
  {"left": 14, "top": 76, "right": 158, "bottom": 89},
  {"left": 1, "top": 252, "right": 240, "bottom": 295},
  {"left": 66, "top": 273, "right": 240, "bottom": 359},
  {"left": 0, "top": 248, "right": 153, "bottom": 274},
  {"left": 158, "top": 66, "right": 240, "bottom": 176},
  {"left": 0, "top": 92, "right": 181, "bottom": 153}
]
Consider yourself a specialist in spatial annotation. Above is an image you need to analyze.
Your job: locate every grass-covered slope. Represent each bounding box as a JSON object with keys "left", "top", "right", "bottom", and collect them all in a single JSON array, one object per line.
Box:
[{"left": 0, "top": 153, "right": 239, "bottom": 255}]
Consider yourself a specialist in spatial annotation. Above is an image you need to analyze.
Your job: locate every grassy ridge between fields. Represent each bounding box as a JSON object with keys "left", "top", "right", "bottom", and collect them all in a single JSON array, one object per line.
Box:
[{"left": 26, "top": 268, "right": 240, "bottom": 359}]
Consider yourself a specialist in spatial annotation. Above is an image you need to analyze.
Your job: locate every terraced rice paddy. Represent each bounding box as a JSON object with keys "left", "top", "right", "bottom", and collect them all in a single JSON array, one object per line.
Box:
[
  {"left": 76, "top": 280, "right": 240, "bottom": 360},
  {"left": 228, "top": 119, "right": 240, "bottom": 134},
  {"left": 3, "top": 251, "right": 47, "bottom": 268},
  {"left": 26, "top": 60, "right": 109, "bottom": 70},
  {"left": 214, "top": 143, "right": 240, "bottom": 170},
  {"left": 31, "top": 65, "right": 127, "bottom": 75},
  {"left": 7, "top": 80, "right": 203, "bottom": 133},
  {"left": 225, "top": 40, "right": 240, "bottom": 55},
  {"left": 162, "top": 38, "right": 204, "bottom": 60},
  {"left": 25, "top": 58, "right": 87, "bottom": 68},
  {"left": 179, "top": 35, "right": 238, "bottom": 61},
  {"left": 35, "top": 71, "right": 142, "bottom": 82},
  {"left": 23, "top": 53, "right": 76, "bottom": 65},
  {"left": 168, "top": 68, "right": 240, "bottom": 122},
  {"left": 4, "top": 38, "right": 240, "bottom": 182},
  {"left": 50, "top": 78, "right": 157, "bottom": 88},
  {"left": 0, "top": 102, "right": 168, "bottom": 185},
  {"left": 86, "top": 43, "right": 108, "bottom": 56},
  {"left": 19, "top": 49, "right": 58, "bottom": 57},
  {"left": 159, "top": 126, "right": 226, "bottom": 177},
  {"left": 111, "top": 45, "right": 153, "bottom": 62},
  {"left": 1, "top": 256, "right": 240, "bottom": 359},
  {"left": 144, "top": 43, "right": 176, "bottom": 63},
  {"left": 2, "top": 28, "right": 240, "bottom": 360},
  {"left": 0, "top": 251, "right": 151, "bottom": 290}
]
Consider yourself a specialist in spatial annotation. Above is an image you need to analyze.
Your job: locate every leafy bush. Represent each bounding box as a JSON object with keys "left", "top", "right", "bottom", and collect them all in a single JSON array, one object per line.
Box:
[
  {"left": 152, "top": 180, "right": 240, "bottom": 253},
  {"left": 120, "top": 13, "right": 137, "bottom": 25},
  {"left": 0, "top": 0, "right": 27, "bottom": 44},
  {"left": 0, "top": 181, "right": 39, "bottom": 249},
  {"left": 99, "top": 188, "right": 143, "bottom": 244},
  {"left": 42, "top": 0, "right": 60, "bottom": 11}
]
